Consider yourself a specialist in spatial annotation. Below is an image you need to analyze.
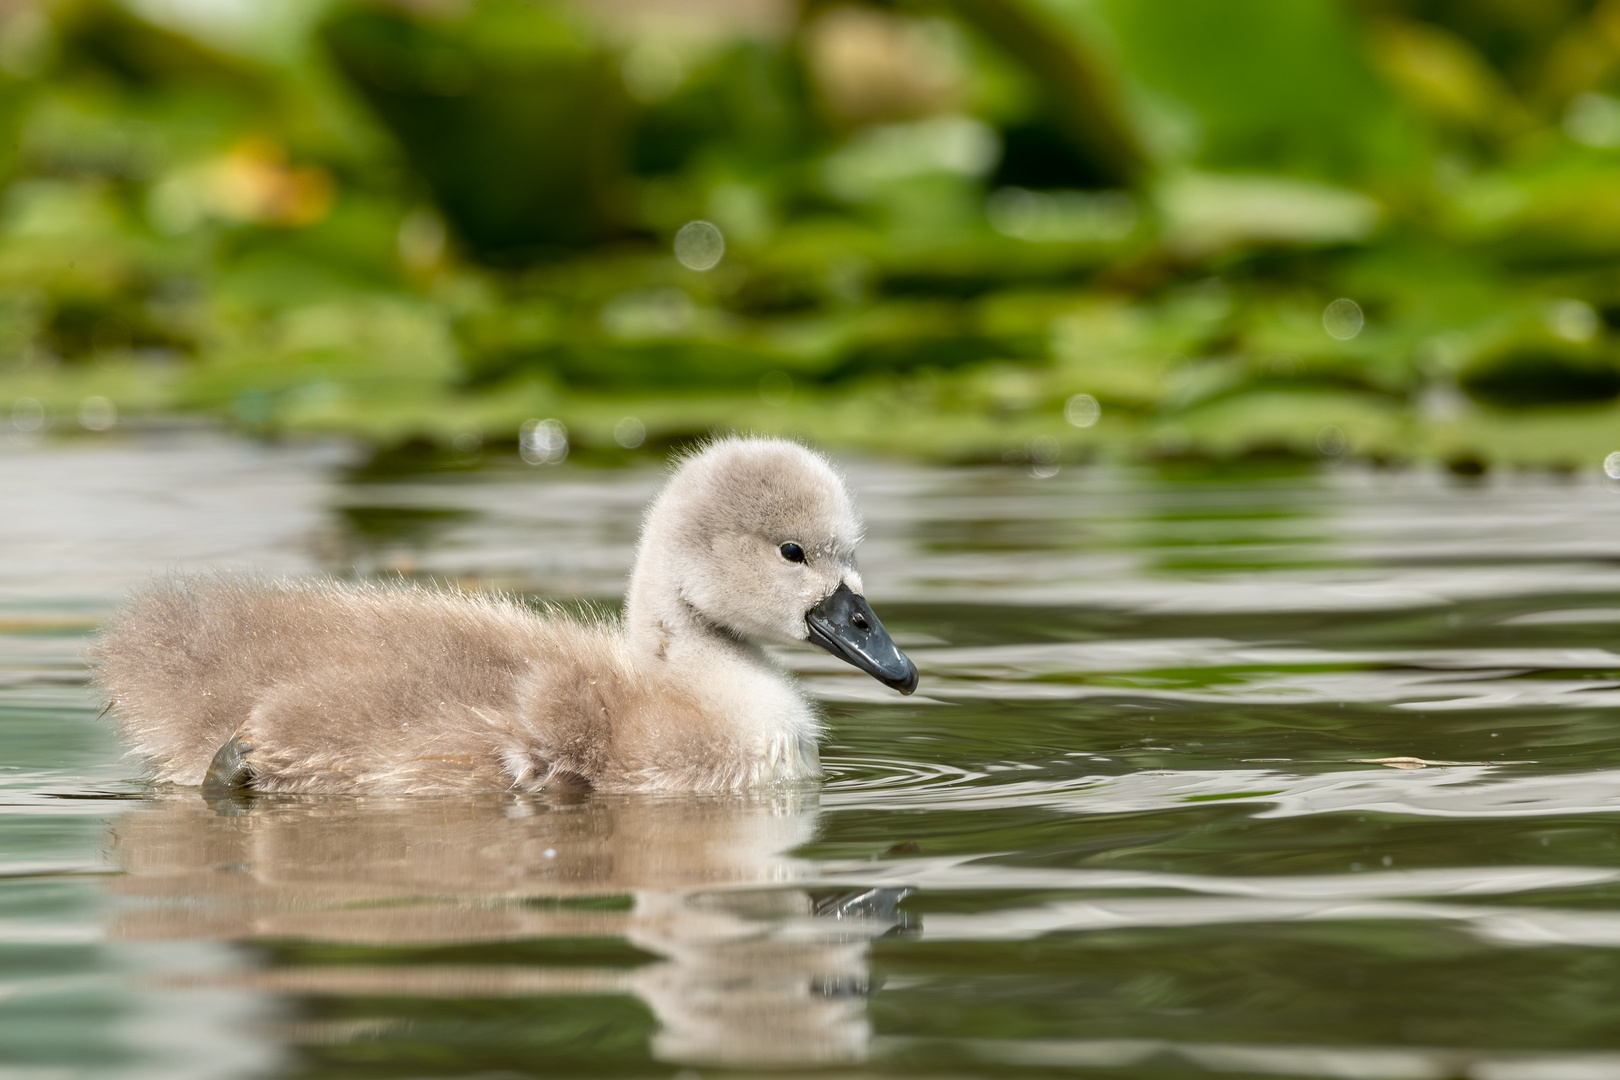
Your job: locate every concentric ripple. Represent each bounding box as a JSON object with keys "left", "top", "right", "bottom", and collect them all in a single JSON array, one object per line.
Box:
[{"left": 820, "top": 755, "right": 987, "bottom": 793}]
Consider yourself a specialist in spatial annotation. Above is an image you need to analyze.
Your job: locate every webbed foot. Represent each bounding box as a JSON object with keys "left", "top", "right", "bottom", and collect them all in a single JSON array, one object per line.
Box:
[{"left": 201, "top": 734, "right": 256, "bottom": 798}]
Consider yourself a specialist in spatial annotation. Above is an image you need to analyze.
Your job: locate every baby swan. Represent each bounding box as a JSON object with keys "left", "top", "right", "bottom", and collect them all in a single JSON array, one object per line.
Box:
[{"left": 94, "top": 437, "right": 917, "bottom": 795}]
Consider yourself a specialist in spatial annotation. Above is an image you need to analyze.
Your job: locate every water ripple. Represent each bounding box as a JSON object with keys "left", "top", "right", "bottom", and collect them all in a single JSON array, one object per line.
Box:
[
  {"left": 821, "top": 756, "right": 987, "bottom": 793},
  {"left": 820, "top": 762, "right": 1620, "bottom": 819}
]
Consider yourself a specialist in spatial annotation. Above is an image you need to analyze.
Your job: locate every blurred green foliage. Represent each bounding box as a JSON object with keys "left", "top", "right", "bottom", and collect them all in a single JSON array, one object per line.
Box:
[{"left": 6, "top": 0, "right": 1620, "bottom": 470}]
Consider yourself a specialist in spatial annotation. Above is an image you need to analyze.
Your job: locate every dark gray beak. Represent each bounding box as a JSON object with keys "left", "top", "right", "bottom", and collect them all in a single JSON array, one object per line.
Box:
[{"left": 806, "top": 583, "right": 919, "bottom": 695}]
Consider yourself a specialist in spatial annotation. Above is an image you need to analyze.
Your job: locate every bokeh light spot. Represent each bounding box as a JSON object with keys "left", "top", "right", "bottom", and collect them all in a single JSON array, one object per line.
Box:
[
  {"left": 78, "top": 396, "right": 116, "bottom": 431},
  {"left": 614, "top": 416, "right": 645, "bottom": 449},
  {"left": 674, "top": 221, "right": 725, "bottom": 271},
  {"left": 1316, "top": 425, "right": 1346, "bottom": 456},
  {"left": 1323, "top": 298, "right": 1364, "bottom": 340},
  {"left": 12, "top": 396, "right": 44, "bottom": 433},
  {"left": 520, "top": 418, "right": 568, "bottom": 465},
  {"left": 1064, "top": 393, "right": 1100, "bottom": 428}
]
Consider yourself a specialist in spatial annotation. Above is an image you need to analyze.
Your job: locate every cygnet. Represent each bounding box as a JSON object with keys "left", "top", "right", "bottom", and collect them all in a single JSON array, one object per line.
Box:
[{"left": 94, "top": 436, "right": 918, "bottom": 794}]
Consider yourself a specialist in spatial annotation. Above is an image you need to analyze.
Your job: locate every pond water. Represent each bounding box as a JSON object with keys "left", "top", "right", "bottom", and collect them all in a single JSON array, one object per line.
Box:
[{"left": 6, "top": 431, "right": 1620, "bottom": 1079}]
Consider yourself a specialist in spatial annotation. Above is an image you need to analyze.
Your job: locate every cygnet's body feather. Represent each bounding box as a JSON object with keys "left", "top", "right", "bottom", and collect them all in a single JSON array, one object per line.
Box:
[{"left": 93, "top": 437, "right": 916, "bottom": 794}]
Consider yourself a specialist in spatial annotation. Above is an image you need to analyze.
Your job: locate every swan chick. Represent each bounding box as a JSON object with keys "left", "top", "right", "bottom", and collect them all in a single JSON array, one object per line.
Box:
[{"left": 94, "top": 436, "right": 918, "bottom": 795}]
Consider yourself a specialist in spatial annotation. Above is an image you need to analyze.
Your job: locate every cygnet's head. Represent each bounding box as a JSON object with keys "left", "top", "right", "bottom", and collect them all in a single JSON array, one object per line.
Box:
[{"left": 627, "top": 436, "right": 917, "bottom": 694}]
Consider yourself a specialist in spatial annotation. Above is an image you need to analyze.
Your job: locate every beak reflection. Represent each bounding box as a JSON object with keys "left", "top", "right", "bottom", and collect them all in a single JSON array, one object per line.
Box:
[{"left": 805, "top": 582, "right": 919, "bottom": 695}]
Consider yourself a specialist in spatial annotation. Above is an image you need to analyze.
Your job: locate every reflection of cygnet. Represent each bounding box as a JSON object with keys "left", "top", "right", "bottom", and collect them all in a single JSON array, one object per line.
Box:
[
  {"left": 105, "top": 792, "right": 911, "bottom": 1069},
  {"left": 106, "top": 791, "right": 825, "bottom": 932},
  {"left": 629, "top": 888, "right": 912, "bottom": 1068},
  {"left": 94, "top": 437, "right": 918, "bottom": 794}
]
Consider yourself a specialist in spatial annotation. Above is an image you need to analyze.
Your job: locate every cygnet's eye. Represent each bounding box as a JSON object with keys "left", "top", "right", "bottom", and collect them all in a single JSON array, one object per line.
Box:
[{"left": 779, "top": 542, "right": 806, "bottom": 564}]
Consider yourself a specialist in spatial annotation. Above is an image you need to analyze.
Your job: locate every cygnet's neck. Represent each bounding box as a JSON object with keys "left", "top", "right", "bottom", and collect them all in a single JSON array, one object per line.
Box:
[
  {"left": 624, "top": 544, "right": 757, "bottom": 669},
  {"left": 625, "top": 563, "right": 745, "bottom": 666},
  {"left": 623, "top": 540, "right": 819, "bottom": 775}
]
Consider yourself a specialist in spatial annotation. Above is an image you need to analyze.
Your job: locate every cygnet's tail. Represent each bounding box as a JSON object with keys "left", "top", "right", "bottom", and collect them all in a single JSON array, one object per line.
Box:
[{"left": 92, "top": 575, "right": 288, "bottom": 784}]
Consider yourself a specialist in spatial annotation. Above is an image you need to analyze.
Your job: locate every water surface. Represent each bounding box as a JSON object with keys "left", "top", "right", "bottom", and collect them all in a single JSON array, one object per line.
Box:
[{"left": 5, "top": 433, "right": 1620, "bottom": 1078}]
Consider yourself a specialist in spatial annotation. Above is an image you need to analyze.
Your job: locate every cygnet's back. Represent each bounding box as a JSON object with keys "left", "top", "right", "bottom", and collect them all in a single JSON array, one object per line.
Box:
[
  {"left": 97, "top": 579, "right": 633, "bottom": 792},
  {"left": 94, "top": 436, "right": 918, "bottom": 795}
]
